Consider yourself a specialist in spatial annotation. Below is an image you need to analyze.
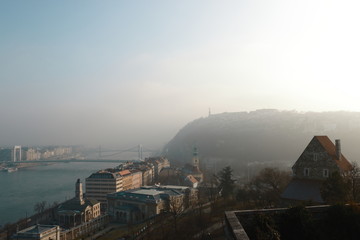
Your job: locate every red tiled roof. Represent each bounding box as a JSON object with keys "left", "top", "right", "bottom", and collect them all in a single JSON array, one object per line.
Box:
[
  {"left": 314, "top": 136, "right": 352, "bottom": 171},
  {"left": 119, "top": 170, "right": 131, "bottom": 176},
  {"left": 185, "top": 175, "right": 198, "bottom": 184}
]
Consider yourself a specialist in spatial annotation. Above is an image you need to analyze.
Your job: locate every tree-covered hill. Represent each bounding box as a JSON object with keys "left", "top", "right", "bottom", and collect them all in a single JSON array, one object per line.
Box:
[{"left": 163, "top": 109, "right": 360, "bottom": 174}]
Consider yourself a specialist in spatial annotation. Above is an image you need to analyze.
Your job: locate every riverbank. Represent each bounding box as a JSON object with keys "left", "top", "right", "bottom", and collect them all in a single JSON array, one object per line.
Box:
[
  {"left": 0, "top": 162, "right": 119, "bottom": 226},
  {"left": 0, "top": 162, "right": 54, "bottom": 171}
]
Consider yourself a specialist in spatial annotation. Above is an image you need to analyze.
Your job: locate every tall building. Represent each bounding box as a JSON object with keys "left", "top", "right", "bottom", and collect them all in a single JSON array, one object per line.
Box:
[
  {"left": 26, "top": 148, "right": 40, "bottom": 161},
  {"left": 85, "top": 171, "right": 123, "bottom": 211}
]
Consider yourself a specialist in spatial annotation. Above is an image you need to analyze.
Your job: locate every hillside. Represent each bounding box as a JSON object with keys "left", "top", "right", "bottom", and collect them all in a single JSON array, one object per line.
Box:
[{"left": 163, "top": 109, "right": 360, "bottom": 175}]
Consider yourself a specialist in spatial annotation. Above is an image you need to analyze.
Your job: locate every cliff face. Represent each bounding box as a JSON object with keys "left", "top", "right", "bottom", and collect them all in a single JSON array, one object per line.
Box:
[{"left": 163, "top": 110, "right": 360, "bottom": 172}]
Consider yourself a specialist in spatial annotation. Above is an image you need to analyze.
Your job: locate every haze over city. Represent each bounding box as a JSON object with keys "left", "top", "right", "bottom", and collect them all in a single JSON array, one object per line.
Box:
[{"left": 1, "top": 0, "right": 360, "bottom": 147}]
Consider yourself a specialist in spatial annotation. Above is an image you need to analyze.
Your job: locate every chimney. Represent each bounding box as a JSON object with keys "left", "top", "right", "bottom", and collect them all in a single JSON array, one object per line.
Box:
[{"left": 335, "top": 139, "right": 341, "bottom": 160}]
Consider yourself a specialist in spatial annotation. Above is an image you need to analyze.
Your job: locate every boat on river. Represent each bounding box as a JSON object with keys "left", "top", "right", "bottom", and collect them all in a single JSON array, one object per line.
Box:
[
  {"left": 1, "top": 167, "right": 18, "bottom": 172},
  {"left": 7, "top": 167, "right": 18, "bottom": 172}
]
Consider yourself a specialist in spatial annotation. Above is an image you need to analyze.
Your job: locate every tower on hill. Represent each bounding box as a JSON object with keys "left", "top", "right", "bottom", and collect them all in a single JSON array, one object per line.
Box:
[{"left": 192, "top": 146, "right": 200, "bottom": 169}]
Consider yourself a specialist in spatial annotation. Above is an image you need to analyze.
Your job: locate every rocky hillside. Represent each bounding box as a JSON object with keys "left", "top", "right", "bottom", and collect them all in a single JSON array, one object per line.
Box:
[{"left": 163, "top": 110, "right": 360, "bottom": 174}]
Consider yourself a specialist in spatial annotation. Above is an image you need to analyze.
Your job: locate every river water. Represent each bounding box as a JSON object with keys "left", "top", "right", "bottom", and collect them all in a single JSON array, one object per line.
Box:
[{"left": 0, "top": 162, "right": 120, "bottom": 226}]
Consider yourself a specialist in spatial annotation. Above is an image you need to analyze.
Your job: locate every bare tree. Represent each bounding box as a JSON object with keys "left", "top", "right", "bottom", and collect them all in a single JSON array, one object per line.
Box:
[
  {"left": 168, "top": 196, "right": 185, "bottom": 234},
  {"left": 346, "top": 162, "right": 360, "bottom": 201},
  {"left": 34, "top": 201, "right": 47, "bottom": 215},
  {"left": 247, "top": 168, "right": 291, "bottom": 207}
]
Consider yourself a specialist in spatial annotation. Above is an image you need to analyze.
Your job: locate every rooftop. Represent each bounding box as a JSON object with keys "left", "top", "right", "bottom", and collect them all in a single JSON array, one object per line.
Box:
[
  {"left": 15, "top": 224, "right": 59, "bottom": 236},
  {"left": 314, "top": 136, "right": 352, "bottom": 171},
  {"left": 108, "top": 186, "right": 185, "bottom": 203},
  {"left": 58, "top": 198, "right": 98, "bottom": 212},
  {"left": 87, "top": 171, "right": 120, "bottom": 179}
]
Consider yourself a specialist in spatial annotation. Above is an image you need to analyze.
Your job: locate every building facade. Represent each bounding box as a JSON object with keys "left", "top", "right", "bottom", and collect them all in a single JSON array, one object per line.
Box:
[
  {"left": 291, "top": 136, "right": 352, "bottom": 180},
  {"left": 12, "top": 225, "right": 60, "bottom": 240},
  {"left": 107, "top": 185, "right": 198, "bottom": 224},
  {"left": 85, "top": 171, "right": 123, "bottom": 210},
  {"left": 282, "top": 136, "right": 352, "bottom": 203},
  {"left": 145, "top": 157, "right": 170, "bottom": 180},
  {"left": 57, "top": 179, "right": 101, "bottom": 228},
  {"left": 130, "top": 169, "right": 143, "bottom": 189},
  {"left": 119, "top": 170, "right": 132, "bottom": 191}
]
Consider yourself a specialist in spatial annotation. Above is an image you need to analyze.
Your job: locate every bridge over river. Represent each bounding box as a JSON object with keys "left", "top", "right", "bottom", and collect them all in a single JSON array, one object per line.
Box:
[
  {"left": 5, "top": 144, "right": 159, "bottom": 165},
  {"left": 12, "top": 159, "right": 135, "bottom": 164}
]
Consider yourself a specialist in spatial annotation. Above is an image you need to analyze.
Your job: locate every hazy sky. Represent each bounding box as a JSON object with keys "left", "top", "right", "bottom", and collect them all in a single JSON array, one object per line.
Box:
[{"left": 1, "top": 0, "right": 360, "bottom": 147}]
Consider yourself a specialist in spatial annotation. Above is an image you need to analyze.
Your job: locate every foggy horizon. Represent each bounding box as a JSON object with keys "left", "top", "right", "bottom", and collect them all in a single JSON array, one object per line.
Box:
[{"left": 1, "top": 1, "right": 360, "bottom": 147}]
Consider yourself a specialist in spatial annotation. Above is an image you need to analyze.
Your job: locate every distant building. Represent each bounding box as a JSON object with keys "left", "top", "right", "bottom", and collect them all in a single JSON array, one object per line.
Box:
[
  {"left": 26, "top": 148, "right": 40, "bottom": 161},
  {"left": 182, "top": 147, "right": 204, "bottom": 183},
  {"left": 144, "top": 157, "right": 170, "bottom": 180},
  {"left": 85, "top": 168, "right": 144, "bottom": 211},
  {"left": 139, "top": 164, "right": 154, "bottom": 186},
  {"left": 107, "top": 185, "right": 198, "bottom": 224},
  {"left": 85, "top": 171, "right": 123, "bottom": 210},
  {"left": 282, "top": 136, "right": 352, "bottom": 203},
  {"left": 130, "top": 169, "right": 143, "bottom": 189},
  {"left": 57, "top": 179, "right": 100, "bottom": 228},
  {"left": 41, "top": 150, "right": 54, "bottom": 159},
  {"left": 158, "top": 167, "right": 181, "bottom": 185},
  {"left": 12, "top": 225, "right": 60, "bottom": 240},
  {"left": 184, "top": 175, "right": 199, "bottom": 188},
  {"left": 119, "top": 170, "right": 132, "bottom": 191},
  {"left": 117, "top": 161, "right": 155, "bottom": 186}
]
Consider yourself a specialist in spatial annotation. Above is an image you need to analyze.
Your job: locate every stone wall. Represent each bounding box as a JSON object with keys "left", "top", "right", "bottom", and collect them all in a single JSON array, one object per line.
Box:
[{"left": 225, "top": 205, "right": 330, "bottom": 240}]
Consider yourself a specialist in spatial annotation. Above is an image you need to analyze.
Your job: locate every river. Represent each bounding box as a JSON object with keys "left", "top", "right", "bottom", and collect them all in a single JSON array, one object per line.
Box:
[{"left": 0, "top": 162, "right": 120, "bottom": 226}]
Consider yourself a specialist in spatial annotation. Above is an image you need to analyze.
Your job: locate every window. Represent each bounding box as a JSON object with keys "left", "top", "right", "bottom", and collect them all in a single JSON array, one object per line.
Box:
[
  {"left": 304, "top": 168, "right": 310, "bottom": 177},
  {"left": 323, "top": 169, "right": 329, "bottom": 178},
  {"left": 313, "top": 153, "right": 318, "bottom": 161}
]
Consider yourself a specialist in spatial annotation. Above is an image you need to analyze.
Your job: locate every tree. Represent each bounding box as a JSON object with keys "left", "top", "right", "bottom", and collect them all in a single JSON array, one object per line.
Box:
[
  {"left": 207, "top": 173, "right": 219, "bottom": 203},
  {"left": 217, "top": 166, "right": 236, "bottom": 199},
  {"left": 168, "top": 196, "right": 185, "bottom": 234},
  {"left": 346, "top": 162, "right": 360, "bottom": 202},
  {"left": 245, "top": 168, "right": 291, "bottom": 207},
  {"left": 321, "top": 171, "right": 350, "bottom": 204},
  {"left": 34, "top": 201, "right": 47, "bottom": 215}
]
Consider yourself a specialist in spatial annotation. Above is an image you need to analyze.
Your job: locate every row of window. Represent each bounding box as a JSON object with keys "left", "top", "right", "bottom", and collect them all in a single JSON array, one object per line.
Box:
[
  {"left": 303, "top": 168, "right": 329, "bottom": 177},
  {"left": 86, "top": 182, "right": 121, "bottom": 185},
  {"left": 86, "top": 186, "right": 119, "bottom": 190}
]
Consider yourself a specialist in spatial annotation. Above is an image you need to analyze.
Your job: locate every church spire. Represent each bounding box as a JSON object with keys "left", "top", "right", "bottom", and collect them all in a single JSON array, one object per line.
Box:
[{"left": 192, "top": 146, "right": 200, "bottom": 169}]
